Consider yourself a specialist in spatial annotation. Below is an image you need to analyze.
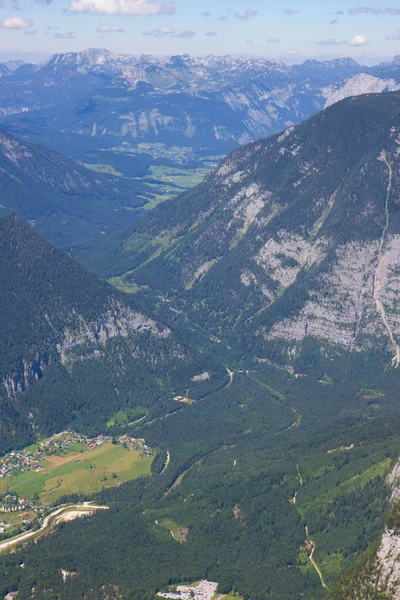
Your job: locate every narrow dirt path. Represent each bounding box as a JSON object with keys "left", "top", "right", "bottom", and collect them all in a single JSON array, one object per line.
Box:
[
  {"left": 309, "top": 542, "right": 328, "bottom": 590},
  {"left": 127, "top": 414, "right": 148, "bottom": 426},
  {"left": 296, "top": 467, "right": 328, "bottom": 590}
]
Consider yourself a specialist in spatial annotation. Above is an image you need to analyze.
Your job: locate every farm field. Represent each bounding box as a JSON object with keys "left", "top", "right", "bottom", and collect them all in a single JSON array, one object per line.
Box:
[
  {"left": 147, "top": 165, "right": 208, "bottom": 189},
  {"left": 0, "top": 442, "right": 153, "bottom": 506}
]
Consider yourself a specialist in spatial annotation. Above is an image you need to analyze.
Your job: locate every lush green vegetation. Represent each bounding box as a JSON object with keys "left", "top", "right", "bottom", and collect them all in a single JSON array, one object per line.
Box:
[
  {"left": 0, "top": 129, "right": 149, "bottom": 249},
  {"left": 0, "top": 442, "right": 152, "bottom": 506},
  {"left": 0, "top": 361, "right": 399, "bottom": 599},
  {"left": 3, "top": 94, "right": 400, "bottom": 599}
]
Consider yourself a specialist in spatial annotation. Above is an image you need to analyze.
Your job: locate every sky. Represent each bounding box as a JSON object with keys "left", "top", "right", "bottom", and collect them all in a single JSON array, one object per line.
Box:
[{"left": 2, "top": 0, "right": 400, "bottom": 65}]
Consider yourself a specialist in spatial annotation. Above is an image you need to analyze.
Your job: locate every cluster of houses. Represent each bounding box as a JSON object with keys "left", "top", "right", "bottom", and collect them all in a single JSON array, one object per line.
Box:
[
  {"left": 0, "top": 431, "right": 113, "bottom": 480},
  {"left": 119, "top": 435, "right": 152, "bottom": 457},
  {"left": 40, "top": 431, "right": 111, "bottom": 454},
  {"left": 0, "top": 495, "right": 33, "bottom": 529},
  {"left": 0, "top": 448, "right": 43, "bottom": 479},
  {"left": 0, "top": 495, "right": 28, "bottom": 512}
]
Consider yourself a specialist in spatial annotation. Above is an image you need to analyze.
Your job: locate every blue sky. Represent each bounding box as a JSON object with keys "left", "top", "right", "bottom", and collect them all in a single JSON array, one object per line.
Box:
[{"left": 2, "top": 0, "right": 400, "bottom": 64}]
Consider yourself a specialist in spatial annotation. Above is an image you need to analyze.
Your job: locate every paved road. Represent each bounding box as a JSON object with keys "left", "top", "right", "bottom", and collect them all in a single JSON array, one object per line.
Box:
[{"left": 0, "top": 504, "right": 108, "bottom": 553}]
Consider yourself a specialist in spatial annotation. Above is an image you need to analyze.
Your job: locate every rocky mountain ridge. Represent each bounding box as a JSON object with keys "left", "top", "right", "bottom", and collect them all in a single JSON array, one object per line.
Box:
[{"left": 1, "top": 50, "right": 400, "bottom": 158}]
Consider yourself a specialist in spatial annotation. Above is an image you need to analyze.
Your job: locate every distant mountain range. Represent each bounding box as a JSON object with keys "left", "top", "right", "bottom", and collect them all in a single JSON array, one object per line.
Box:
[
  {"left": 2, "top": 49, "right": 400, "bottom": 159},
  {"left": 3, "top": 59, "right": 25, "bottom": 72}
]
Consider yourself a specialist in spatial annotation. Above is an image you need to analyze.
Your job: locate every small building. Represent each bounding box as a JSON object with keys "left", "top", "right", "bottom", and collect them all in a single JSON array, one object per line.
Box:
[{"left": 1, "top": 505, "right": 26, "bottom": 513}]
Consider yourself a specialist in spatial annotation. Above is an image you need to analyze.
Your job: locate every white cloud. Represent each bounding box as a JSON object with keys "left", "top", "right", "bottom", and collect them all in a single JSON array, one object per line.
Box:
[
  {"left": 315, "top": 37, "right": 348, "bottom": 45},
  {"left": 386, "top": 30, "right": 400, "bottom": 40},
  {"left": 142, "top": 25, "right": 195, "bottom": 38},
  {"left": 235, "top": 8, "right": 258, "bottom": 20},
  {"left": 54, "top": 31, "right": 75, "bottom": 38},
  {"left": 349, "top": 6, "right": 400, "bottom": 14},
  {"left": 349, "top": 7, "right": 373, "bottom": 14},
  {"left": 204, "top": 30, "right": 216, "bottom": 36},
  {"left": 350, "top": 34, "right": 370, "bottom": 45},
  {"left": 142, "top": 25, "right": 174, "bottom": 36},
  {"left": 68, "top": 0, "right": 174, "bottom": 16},
  {"left": 377, "top": 7, "right": 400, "bottom": 13},
  {"left": 97, "top": 24, "right": 125, "bottom": 32},
  {"left": 266, "top": 37, "right": 280, "bottom": 43},
  {"left": 284, "top": 8, "right": 300, "bottom": 14},
  {"left": 171, "top": 29, "right": 195, "bottom": 38},
  {"left": 0, "top": 16, "right": 33, "bottom": 29}
]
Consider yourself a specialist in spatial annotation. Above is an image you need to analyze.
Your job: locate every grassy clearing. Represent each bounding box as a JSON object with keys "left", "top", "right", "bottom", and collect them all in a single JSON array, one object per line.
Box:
[
  {"left": 159, "top": 519, "right": 189, "bottom": 543},
  {"left": 107, "top": 276, "right": 142, "bottom": 294},
  {"left": 81, "top": 163, "right": 123, "bottom": 177},
  {"left": 106, "top": 407, "right": 148, "bottom": 428},
  {"left": 340, "top": 459, "right": 391, "bottom": 492},
  {"left": 0, "top": 443, "right": 152, "bottom": 506}
]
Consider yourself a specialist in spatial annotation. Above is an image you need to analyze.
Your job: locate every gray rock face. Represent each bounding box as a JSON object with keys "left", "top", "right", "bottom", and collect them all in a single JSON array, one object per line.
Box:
[
  {"left": 126, "top": 91, "right": 400, "bottom": 365},
  {"left": 356, "top": 460, "right": 400, "bottom": 599},
  {"left": 1, "top": 301, "right": 170, "bottom": 399}
]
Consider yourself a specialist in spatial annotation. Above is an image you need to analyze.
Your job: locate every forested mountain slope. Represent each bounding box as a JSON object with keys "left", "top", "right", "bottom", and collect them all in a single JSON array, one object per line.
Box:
[
  {"left": 0, "top": 215, "right": 225, "bottom": 454},
  {"left": 0, "top": 129, "right": 148, "bottom": 247},
  {"left": 2, "top": 95, "right": 400, "bottom": 600},
  {"left": 100, "top": 91, "right": 400, "bottom": 369}
]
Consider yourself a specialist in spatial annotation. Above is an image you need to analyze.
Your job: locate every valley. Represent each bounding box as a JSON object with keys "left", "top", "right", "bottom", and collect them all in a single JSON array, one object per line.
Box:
[{"left": 2, "top": 46, "right": 400, "bottom": 600}]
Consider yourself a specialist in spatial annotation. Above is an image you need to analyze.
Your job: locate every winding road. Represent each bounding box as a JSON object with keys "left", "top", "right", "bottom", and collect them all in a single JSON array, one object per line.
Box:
[{"left": 0, "top": 504, "right": 109, "bottom": 553}]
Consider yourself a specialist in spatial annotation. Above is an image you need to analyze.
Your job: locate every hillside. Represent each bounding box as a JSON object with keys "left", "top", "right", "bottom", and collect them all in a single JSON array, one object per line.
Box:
[
  {"left": 0, "top": 129, "right": 149, "bottom": 248},
  {"left": 95, "top": 91, "right": 400, "bottom": 372},
  {"left": 0, "top": 215, "right": 225, "bottom": 455},
  {"left": 3, "top": 87, "right": 400, "bottom": 600}
]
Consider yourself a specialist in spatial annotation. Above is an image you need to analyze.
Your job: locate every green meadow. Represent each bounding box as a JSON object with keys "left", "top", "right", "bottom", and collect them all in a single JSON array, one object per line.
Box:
[{"left": 0, "top": 442, "right": 152, "bottom": 506}]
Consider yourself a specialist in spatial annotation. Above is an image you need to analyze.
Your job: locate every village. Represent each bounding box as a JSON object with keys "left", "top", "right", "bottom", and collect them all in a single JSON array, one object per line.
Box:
[
  {"left": 0, "top": 430, "right": 152, "bottom": 502},
  {"left": 0, "top": 430, "right": 152, "bottom": 539}
]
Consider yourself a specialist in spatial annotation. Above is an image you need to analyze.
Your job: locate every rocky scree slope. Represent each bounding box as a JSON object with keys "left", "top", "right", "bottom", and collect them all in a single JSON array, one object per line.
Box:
[
  {"left": 114, "top": 91, "right": 400, "bottom": 366},
  {"left": 1, "top": 50, "right": 400, "bottom": 156}
]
